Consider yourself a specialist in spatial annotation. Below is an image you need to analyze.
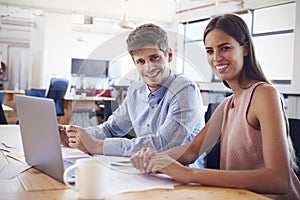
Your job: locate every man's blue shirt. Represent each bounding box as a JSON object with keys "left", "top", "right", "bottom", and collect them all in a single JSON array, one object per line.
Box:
[{"left": 86, "top": 73, "right": 205, "bottom": 166}]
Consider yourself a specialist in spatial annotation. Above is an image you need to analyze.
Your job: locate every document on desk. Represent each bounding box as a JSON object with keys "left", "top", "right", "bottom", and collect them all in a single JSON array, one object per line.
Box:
[
  {"left": 94, "top": 155, "right": 181, "bottom": 195},
  {"left": 0, "top": 141, "right": 29, "bottom": 179},
  {"left": 61, "top": 146, "right": 91, "bottom": 159},
  {"left": 0, "top": 150, "right": 30, "bottom": 179}
]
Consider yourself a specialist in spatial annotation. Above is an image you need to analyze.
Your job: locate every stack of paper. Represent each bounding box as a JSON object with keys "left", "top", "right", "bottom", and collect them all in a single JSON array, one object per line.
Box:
[{"left": 94, "top": 155, "right": 181, "bottom": 195}]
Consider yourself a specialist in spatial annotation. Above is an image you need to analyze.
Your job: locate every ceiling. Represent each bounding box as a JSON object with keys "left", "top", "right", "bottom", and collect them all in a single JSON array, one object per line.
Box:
[{"left": 0, "top": 0, "right": 294, "bottom": 27}]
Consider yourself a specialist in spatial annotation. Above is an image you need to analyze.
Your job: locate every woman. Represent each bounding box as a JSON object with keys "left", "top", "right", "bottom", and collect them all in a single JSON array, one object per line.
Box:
[{"left": 130, "top": 14, "right": 300, "bottom": 199}]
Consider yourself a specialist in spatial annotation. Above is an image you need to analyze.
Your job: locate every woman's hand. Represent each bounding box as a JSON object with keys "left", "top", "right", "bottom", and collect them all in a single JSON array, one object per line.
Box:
[
  {"left": 147, "top": 154, "right": 193, "bottom": 183},
  {"left": 130, "top": 147, "right": 156, "bottom": 172},
  {"left": 131, "top": 147, "right": 193, "bottom": 184}
]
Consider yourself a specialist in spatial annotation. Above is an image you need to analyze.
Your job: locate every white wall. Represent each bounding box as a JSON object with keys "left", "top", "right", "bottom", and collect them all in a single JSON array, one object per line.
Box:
[
  {"left": 3, "top": 1, "right": 298, "bottom": 94},
  {"left": 0, "top": 26, "right": 30, "bottom": 90},
  {"left": 0, "top": 12, "right": 160, "bottom": 91},
  {"left": 292, "top": 0, "right": 300, "bottom": 92},
  {"left": 29, "top": 15, "right": 45, "bottom": 89},
  {"left": 39, "top": 12, "right": 131, "bottom": 90},
  {"left": 42, "top": 12, "right": 72, "bottom": 88},
  {"left": 286, "top": 1, "right": 300, "bottom": 119}
]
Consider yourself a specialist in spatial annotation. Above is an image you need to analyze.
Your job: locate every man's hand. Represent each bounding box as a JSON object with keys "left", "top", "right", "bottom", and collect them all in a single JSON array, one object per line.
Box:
[
  {"left": 65, "top": 125, "right": 104, "bottom": 155},
  {"left": 58, "top": 124, "right": 69, "bottom": 147}
]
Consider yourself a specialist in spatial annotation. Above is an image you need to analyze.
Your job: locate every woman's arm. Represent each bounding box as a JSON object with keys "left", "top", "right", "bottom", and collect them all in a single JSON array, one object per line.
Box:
[
  {"left": 132, "top": 85, "right": 292, "bottom": 195},
  {"left": 166, "top": 85, "right": 290, "bottom": 194},
  {"left": 130, "top": 122, "right": 211, "bottom": 172},
  {"left": 131, "top": 100, "right": 226, "bottom": 172},
  {"left": 165, "top": 100, "right": 227, "bottom": 164},
  {"left": 164, "top": 123, "right": 210, "bottom": 164}
]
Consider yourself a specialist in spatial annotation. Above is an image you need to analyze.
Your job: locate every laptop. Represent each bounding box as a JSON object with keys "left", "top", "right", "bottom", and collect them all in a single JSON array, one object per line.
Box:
[{"left": 15, "top": 95, "right": 87, "bottom": 183}]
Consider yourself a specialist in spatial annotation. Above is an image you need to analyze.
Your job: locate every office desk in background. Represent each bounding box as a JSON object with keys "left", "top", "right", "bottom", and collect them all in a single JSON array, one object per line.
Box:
[
  {"left": 0, "top": 91, "right": 115, "bottom": 125},
  {"left": 1, "top": 90, "right": 25, "bottom": 124},
  {"left": 2, "top": 90, "right": 25, "bottom": 103},
  {"left": 61, "top": 96, "right": 115, "bottom": 125},
  {"left": 0, "top": 125, "right": 270, "bottom": 200}
]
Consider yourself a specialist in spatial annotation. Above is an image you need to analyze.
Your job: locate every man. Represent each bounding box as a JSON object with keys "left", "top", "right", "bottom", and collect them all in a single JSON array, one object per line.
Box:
[{"left": 60, "top": 23, "right": 205, "bottom": 167}]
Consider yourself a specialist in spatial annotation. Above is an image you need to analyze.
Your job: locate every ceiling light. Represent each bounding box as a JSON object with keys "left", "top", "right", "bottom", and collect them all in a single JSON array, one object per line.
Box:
[
  {"left": 118, "top": 0, "right": 135, "bottom": 29},
  {"left": 118, "top": 13, "right": 135, "bottom": 29}
]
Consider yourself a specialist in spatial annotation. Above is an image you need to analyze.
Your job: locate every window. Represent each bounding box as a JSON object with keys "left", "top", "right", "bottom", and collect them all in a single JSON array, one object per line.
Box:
[
  {"left": 252, "top": 3, "right": 295, "bottom": 83},
  {"left": 253, "top": 3, "right": 295, "bottom": 34},
  {"left": 181, "top": 2, "right": 296, "bottom": 83}
]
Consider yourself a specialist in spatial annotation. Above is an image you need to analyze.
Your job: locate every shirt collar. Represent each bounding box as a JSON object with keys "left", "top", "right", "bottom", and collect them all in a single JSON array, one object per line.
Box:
[{"left": 147, "top": 72, "right": 175, "bottom": 98}]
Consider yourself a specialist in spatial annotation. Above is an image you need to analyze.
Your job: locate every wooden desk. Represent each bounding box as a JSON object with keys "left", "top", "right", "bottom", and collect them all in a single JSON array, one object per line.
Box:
[
  {"left": 1, "top": 90, "right": 25, "bottom": 124},
  {"left": 2, "top": 90, "right": 25, "bottom": 104},
  {"left": 62, "top": 96, "right": 115, "bottom": 124},
  {"left": 2, "top": 105, "right": 13, "bottom": 123},
  {"left": 0, "top": 125, "right": 270, "bottom": 200},
  {"left": 0, "top": 175, "right": 271, "bottom": 200}
]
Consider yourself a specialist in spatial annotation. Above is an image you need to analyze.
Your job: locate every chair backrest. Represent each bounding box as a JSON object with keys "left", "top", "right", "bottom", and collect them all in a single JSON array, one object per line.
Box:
[
  {"left": 0, "top": 103, "right": 8, "bottom": 124},
  {"left": 25, "top": 89, "right": 46, "bottom": 97},
  {"left": 205, "top": 102, "right": 221, "bottom": 169},
  {"left": 205, "top": 103, "right": 220, "bottom": 123},
  {"left": 0, "top": 91, "right": 8, "bottom": 124},
  {"left": 46, "top": 78, "right": 69, "bottom": 116},
  {"left": 289, "top": 118, "right": 300, "bottom": 180},
  {"left": 102, "top": 99, "right": 119, "bottom": 122},
  {"left": 0, "top": 91, "right": 5, "bottom": 104}
]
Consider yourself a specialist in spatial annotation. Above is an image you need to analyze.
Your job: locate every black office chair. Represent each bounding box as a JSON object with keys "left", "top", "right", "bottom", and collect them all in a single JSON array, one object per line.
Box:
[
  {"left": 0, "top": 91, "right": 5, "bottom": 104},
  {"left": 204, "top": 103, "right": 221, "bottom": 169},
  {"left": 102, "top": 99, "right": 119, "bottom": 122},
  {"left": 25, "top": 89, "right": 46, "bottom": 97},
  {"left": 205, "top": 103, "right": 220, "bottom": 123},
  {"left": 46, "top": 77, "right": 69, "bottom": 116},
  {"left": 0, "top": 91, "right": 8, "bottom": 124},
  {"left": 0, "top": 103, "right": 7, "bottom": 124},
  {"left": 289, "top": 118, "right": 300, "bottom": 180},
  {"left": 95, "top": 99, "right": 119, "bottom": 122}
]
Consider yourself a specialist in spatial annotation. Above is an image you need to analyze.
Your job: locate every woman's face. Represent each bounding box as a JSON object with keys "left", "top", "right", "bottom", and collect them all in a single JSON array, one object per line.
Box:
[
  {"left": 204, "top": 28, "right": 248, "bottom": 84},
  {"left": 132, "top": 46, "right": 172, "bottom": 92}
]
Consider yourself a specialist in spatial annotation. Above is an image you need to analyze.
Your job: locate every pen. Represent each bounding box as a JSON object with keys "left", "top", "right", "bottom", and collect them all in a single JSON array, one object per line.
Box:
[
  {"left": 59, "top": 127, "right": 66, "bottom": 133},
  {"left": 1, "top": 142, "right": 11, "bottom": 149},
  {"left": 110, "top": 161, "right": 132, "bottom": 167},
  {"left": 0, "top": 148, "right": 10, "bottom": 153}
]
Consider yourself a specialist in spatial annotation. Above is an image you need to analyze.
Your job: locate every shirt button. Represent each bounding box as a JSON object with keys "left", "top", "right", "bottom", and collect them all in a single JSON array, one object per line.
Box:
[{"left": 151, "top": 106, "right": 154, "bottom": 109}]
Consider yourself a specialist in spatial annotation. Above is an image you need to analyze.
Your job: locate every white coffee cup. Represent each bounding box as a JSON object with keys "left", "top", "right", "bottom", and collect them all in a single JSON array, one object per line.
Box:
[{"left": 63, "top": 158, "right": 109, "bottom": 199}]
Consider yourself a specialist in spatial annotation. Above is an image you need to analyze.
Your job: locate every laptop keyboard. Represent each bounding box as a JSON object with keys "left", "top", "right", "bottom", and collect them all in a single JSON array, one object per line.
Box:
[
  {"left": 63, "top": 158, "right": 76, "bottom": 184},
  {"left": 63, "top": 157, "right": 90, "bottom": 184}
]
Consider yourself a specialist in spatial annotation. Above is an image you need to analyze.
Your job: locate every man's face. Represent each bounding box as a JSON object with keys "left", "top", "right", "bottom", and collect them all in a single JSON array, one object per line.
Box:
[{"left": 132, "top": 46, "right": 172, "bottom": 92}]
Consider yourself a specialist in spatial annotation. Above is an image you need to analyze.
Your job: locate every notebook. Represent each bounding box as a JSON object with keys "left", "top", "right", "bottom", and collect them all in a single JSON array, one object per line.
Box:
[{"left": 15, "top": 95, "right": 88, "bottom": 183}]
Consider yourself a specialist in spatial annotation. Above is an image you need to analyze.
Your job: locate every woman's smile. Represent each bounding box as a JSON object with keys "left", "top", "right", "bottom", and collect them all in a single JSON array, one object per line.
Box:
[{"left": 215, "top": 64, "right": 229, "bottom": 72}]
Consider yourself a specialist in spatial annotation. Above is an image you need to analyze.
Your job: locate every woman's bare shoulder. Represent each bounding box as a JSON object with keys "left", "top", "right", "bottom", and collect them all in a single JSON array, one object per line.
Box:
[
  {"left": 254, "top": 83, "right": 280, "bottom": 101},
  {"left": 252, "top": 83, "right": 283, "bottom": 117}
]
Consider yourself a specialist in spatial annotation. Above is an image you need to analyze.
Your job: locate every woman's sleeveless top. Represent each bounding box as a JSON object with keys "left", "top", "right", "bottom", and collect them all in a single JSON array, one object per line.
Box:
[{"left": 220, "top": 82, "right": 265, "bottom": 170}]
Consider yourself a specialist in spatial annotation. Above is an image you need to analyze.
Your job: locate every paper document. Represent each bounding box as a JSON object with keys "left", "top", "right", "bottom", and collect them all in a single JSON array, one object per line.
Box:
[
  {"left": 94, "top": 154, "right": 140, "bottom": 173},
  {"left": 94, "top": 155, "right": 181, "bottom": 195},
  {"left": 61, "top": 146, "right": 91, "bottom": 159},
  {"left": 0, "top": 151, "right": 30, "bottom": 179}
]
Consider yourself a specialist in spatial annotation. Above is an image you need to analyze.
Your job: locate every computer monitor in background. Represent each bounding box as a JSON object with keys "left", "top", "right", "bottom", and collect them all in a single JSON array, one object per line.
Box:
[{"left": 71, "top": 58, "right": 109, "bottom": 78}]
